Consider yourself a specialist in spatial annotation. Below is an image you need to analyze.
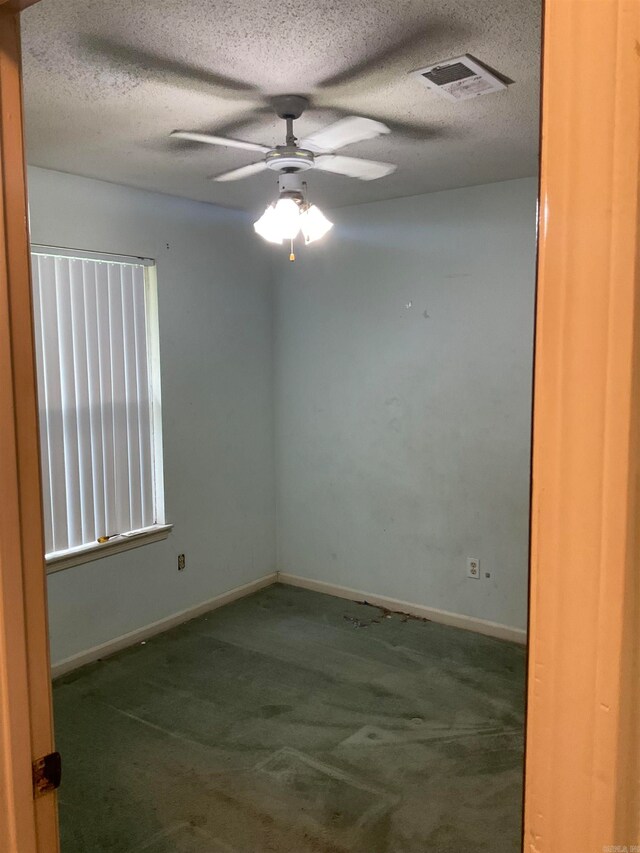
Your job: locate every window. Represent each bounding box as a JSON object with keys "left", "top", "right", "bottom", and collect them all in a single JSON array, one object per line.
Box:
[{"left": 30, "top": 246, "right": 168, "bottom": 570}]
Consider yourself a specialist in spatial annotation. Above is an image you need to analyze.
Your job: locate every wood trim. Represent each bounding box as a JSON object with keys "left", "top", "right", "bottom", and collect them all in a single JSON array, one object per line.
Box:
[
  {"left": 524, "top": 0, "right": 640, "bottom": 849},
  {"left": 0, "top": 8, "right": 58, "bottom": 853},
  {"left": 46, "top": 523, "right": 173, "bottom": 574},
  {"left": 0, "top": 1, "right": 43, "bottom": 11}
]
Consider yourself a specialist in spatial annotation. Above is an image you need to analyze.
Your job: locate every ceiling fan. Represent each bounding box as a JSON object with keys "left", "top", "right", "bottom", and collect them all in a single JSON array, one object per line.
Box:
[
  {"left": 171, "top": 94, "right": 397, "bottom": 183},
  {"left": 172, "top": 95, "right": 397, "bottom": 255},
  {"left": 79, "top": 32, "right": 447, "bottom": 255}
]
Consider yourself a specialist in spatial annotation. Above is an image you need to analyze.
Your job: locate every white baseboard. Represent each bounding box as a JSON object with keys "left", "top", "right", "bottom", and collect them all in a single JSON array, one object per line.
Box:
[
  {"left": 51, "top": 572, "right": 278, "bottom": 678},
  {"left": 51, "top": 569, "right": 525, "bottom": 678},
  {"left": 277, "top": 573, "right": 527, "bottom": 645}
]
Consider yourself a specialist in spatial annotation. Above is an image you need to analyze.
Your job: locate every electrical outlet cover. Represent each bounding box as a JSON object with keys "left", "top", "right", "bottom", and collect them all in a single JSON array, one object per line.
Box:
[{"left": 467, "top": 557, "right": 480, "bottom": 579}]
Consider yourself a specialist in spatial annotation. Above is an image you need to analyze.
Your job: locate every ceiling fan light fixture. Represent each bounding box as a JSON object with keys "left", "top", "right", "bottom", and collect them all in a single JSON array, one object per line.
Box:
[
  {"left": 253, "top": 174, "right": 332, "bottom": 251},
  {"left": 177, "top": 99, "right": 393, "bottom": 254},
  {"left": 299, "top": 204, "right": 333, "bottom": 244},
  {"left": 254, "top": 196, "right": 305, "bottom": 244}
]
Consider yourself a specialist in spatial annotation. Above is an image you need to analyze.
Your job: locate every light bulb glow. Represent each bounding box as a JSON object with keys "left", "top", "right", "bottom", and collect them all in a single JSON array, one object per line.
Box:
[
  {"left": 253, "top": 205, "right": 283, "bottom": 244},
  {"left": 300, "top": 204, "right": 333, "bottom": 244},
  {"left": 253, "top": 195, "right": 333, "bottom": 247},
  {"left": 272, "top": 198, "right": 301, "bottom": 240}
]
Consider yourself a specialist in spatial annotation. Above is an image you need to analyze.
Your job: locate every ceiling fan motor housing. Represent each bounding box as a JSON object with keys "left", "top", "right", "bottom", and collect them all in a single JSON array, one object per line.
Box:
[
  {"left": 271, "top": 95, "right": 309, "bottom": 120},
  {"left": 265, "top": 146, "right": 315, "bottom": 172},
  {"left": 277, "top": 172, "right": 307, "bottom": 203}
]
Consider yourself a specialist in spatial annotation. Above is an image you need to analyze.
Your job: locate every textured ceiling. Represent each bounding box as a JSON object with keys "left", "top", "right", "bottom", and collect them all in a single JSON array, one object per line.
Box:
[{"left": 22, "top": 0, "right": 541, "bottom": 213}]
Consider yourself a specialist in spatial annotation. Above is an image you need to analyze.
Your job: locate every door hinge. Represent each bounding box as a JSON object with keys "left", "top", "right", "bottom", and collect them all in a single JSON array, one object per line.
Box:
[{"left": 32, "top": 751, "right": 61, "bottom": 797}]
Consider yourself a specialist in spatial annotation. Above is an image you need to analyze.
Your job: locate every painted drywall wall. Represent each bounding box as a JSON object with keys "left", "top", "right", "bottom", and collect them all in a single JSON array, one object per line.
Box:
[
  {"left": 275, "top": 178, "right": 537, "bottom": 632},
  {"left": 27, "top": 167, "right": 276, "bottom": 666},
  {"left": 31, "top": 169, "right": 535, "bottom": 664}
]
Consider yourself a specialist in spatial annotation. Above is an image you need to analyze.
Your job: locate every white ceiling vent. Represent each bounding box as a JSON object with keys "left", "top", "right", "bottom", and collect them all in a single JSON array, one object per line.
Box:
[{"left": 410, "top": 55, "right": 507, "bottom": 102}]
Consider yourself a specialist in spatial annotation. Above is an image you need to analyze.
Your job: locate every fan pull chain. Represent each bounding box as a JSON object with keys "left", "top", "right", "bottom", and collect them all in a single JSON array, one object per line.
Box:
[{"left": 289, "top": 240, "right": 295, "bottom": 262}]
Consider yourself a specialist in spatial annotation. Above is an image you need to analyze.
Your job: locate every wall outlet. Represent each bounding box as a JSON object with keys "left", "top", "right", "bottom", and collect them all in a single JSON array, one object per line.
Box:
[
  {"left": 467, "top": 557, "right": 480, "bottom": 579},
  {"left": 177, "top": 553, "right": 186, "bottom": 571}
]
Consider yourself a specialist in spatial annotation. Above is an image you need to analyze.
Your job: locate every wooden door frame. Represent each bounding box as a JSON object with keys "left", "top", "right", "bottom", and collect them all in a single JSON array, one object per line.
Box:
[
  {"left": 523, "top": 0, "right": 640, "bottom": 849},
  {"left": 0, "top": 3, "right": 58, "bottom": 852},
  {"left": 0, "top": 1, "right": 638, "bottom": 851}
]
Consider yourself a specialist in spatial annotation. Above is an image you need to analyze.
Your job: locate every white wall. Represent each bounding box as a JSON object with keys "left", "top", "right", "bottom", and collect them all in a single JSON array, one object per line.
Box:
[
  {"left": 275, "top": 178, "right": 537, "bottom": 632},
  {"left": 27, "top": 167, "right": 276, "bottom": 665},
  {"left": 29, "top": 170, "right": 536, "bottom": 664}
]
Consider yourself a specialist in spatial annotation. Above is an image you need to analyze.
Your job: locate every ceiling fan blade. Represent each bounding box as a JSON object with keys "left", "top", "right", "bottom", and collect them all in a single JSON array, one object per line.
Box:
[
  {"left": 315, "top": 155, "right": 396, "bottom": 181},
  {"left": 171, "top": 131, "right": 270, "bottom": 153},
  {"left": 79, "top": 36, "right": 260, "bottom": 103},
  {"left": 315, "top": 19, "right": 470, "bottom": 97},
  {"left": 314, "top": 106, "right": 453, "bottom": 142},
  {"left": 210, "top": 161, "right": 269, "bottom": 182},
  {"left": 300, "top": 116, "right": 391, "bottom": 153}
]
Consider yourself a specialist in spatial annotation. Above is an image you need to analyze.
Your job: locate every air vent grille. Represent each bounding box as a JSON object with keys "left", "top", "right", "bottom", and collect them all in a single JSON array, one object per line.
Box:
[
  {"left": 411, "top": 54, "right": 507, "bottom": 102},
  {"left": 422, "top": 62, "right": 475, "bottom": 86}
]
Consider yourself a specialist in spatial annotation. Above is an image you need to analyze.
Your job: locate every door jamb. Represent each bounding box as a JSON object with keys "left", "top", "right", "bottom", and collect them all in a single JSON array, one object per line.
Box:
[
  {"left": 0, "top": 4, "right": 59, "bottom": 852},
  {"left": 523, "top": 0, "right": 640, "bottom": 849}
]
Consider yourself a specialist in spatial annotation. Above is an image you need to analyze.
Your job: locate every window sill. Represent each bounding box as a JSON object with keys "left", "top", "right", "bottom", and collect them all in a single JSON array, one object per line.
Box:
[{"left": 45, "top": 524, "right": 173, "bottom": 574}]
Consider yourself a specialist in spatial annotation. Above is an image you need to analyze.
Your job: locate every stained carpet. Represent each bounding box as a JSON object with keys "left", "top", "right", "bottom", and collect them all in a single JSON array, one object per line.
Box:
[{"left": 53, "top": 583, "right": 525, "bottom": 852}]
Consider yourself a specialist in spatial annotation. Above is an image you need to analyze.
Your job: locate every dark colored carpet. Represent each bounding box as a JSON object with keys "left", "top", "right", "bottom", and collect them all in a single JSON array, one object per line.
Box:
[{"left": 53, "top": 583, "right": 525, "bottom": 852}]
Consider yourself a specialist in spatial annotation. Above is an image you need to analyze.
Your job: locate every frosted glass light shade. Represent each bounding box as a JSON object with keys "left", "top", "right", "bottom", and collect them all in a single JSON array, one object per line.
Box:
[
  {"left": 300, "top": 205, "right": 333, "bottom": 243},
  {"left": 253, "top": 205, "right": 283, "bottom": 244},
  {"left": 254, "top": 196, "right": 333, "bottom": 246},
  {"left": 272, "top": 198, "right": 301, "bottom": 239}
]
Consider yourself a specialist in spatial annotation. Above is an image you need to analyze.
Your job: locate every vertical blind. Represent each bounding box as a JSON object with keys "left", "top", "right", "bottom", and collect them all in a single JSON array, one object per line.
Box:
[{"left": 31, "top": 249, "right": 162, "bottom": 557}]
